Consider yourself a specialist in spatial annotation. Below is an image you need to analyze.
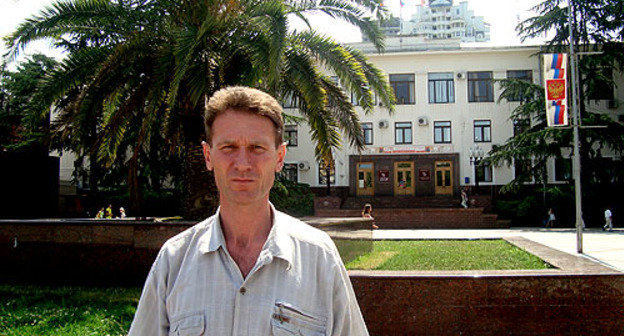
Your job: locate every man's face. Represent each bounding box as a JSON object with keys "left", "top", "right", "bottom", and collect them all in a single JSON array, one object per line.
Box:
[{"left": 202, "top": 109, "right": 286, "bottom": 207}]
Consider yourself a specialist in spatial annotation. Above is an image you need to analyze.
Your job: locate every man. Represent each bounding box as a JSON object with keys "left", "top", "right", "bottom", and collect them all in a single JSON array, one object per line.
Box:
[
  {"left": 603, "top": 208, "right": 613, "bottom": 231},
  {"left": 128, "top": 86, "right": 368, "bottom": 335}
]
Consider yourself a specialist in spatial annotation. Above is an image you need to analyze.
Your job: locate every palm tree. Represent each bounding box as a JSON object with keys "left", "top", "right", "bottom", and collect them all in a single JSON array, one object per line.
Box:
[{"left": 5, "top": 0, "right": 396, "bottom": 217}]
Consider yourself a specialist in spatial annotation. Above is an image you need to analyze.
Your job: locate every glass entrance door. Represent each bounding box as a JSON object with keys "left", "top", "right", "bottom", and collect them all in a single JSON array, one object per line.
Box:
[
  {"left": 435, "top": 161, "right": 453, "bottom": 195},
  {"left": 356, "top": 162, "right": 374, "bottom": 196},
  {"left": 394, "top": 161, "right": 414, "bottom": 196}
]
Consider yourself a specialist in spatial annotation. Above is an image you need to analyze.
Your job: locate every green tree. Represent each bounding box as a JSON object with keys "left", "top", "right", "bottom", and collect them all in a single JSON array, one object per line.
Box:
[
  {"left": 0, "top": 54, "right": 58, "bottom": 153},
  {"left": 5, "top": 0, "right": 395, "bottom": 217},
  {"left": 488, "top": 0, "right": 624, "bottom": 223}
]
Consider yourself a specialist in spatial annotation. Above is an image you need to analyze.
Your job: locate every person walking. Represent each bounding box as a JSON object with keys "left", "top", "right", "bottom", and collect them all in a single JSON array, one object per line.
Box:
[
  {"left": 603, "top": 208, "right": 613, "bottom": 231},
  {"left": 362, "top": 203, "right": 378, "bottom": 229},
  {"left": 545, "top": 208, "right": 556, "bottom": 228}
]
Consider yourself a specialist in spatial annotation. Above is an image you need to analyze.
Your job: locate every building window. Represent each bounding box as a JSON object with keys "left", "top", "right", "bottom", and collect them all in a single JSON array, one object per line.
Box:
[
  {"left": 352, "top": 92, "right": 377, "bottom": 106},
  {"left": 390, "top": 74, "right": 415, "bottom": 104},
  {"left": 395, "top": 122, "right": 413, "bottom": 144},
  {"left": 468, "top": 71, "right": 494, "bottom": 102},
  {"left": 587, "top": 68, "right": 614, "bottom": 100},
  {"left": 281, "top": 163, "right": 298, "bottom": 182},
  {"left": 428, "top": 72, "right": 455, "bottom": 104},
  {"left": 474, "top": 120, "right": 491, "bottom": 142},
  {"left": 285, "top": 125, "right": 298, "bottom": 147},
  {"left": 554, "top": 157, "right": 572, "bottom": 182},
  {"left": 506, "top": 70, "right": 533, "bottom": 101},
  {"left": 282, "top": 94, "right": 297, "bottom": 108},
  {"left": 362, "top": 122, "right": 373, "bottom": 145},
  {"left": 477, "top": 163, "right": 493, "bottom": 182},
  {"left": 513, "top": 119, "right": 529, "bottom": 137},
  {"left": 434, "top": 121, "right": 451, "bottom": 143},
  {"left": 318, "top": 161, "right": 335, "bottom": 185},
  {"left": 514, "top": 159, "right": 532, "bottom": 180}
]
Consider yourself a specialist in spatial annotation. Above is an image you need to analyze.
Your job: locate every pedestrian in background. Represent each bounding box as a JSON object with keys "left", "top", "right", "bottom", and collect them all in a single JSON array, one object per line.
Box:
[
  {"left": 603, "top": 208, "right": 613, "bottom": 231},
  {"left": 362, "top": 203, "right": 378, "bottom": 229},
  {"left": 105, "top": 204, "right": 113, "bottom": 219},
  {"left": 545, "top": 208, "right": 556, "bottom": 228},
  {"left": 95, "top": 207, "right": 104, "bottom": 219},
  {"left": 460, "top": 188, "right": 468, "bottom": 208}
]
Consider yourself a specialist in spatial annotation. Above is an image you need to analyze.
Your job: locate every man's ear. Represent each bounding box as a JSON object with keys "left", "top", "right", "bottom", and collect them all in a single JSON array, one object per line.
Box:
[
  {"left": 275, "top": 142, "right": 287, "bottom": 172},
  {"left": 202, "top": 141, "right": 213, "bottom": 171}
]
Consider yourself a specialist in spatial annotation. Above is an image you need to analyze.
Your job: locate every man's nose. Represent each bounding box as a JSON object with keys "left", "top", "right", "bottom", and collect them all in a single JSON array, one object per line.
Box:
[{"left": 233, "top": 149, "right": 252, "bottom": 170}]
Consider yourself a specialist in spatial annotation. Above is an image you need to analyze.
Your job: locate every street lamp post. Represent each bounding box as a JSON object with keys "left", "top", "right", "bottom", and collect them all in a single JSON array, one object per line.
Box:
[{"left": 469, "top": 146, "right": 485, "bottom": 194}]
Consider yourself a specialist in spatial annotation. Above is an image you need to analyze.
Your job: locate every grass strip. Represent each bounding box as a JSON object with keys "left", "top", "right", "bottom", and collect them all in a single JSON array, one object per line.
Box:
[
  {"left": 345, "top": 239, "right": 553, "bottom": 271},
  {"left": 0, "top": 285, "right": 139, "bottom": 336}
]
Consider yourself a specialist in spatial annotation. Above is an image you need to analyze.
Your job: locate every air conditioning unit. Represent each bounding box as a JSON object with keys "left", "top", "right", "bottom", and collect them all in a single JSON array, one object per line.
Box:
[
  {"left": 417, "top": 116, "right": 429, "bottom": 126},
  {"left": 607, "top": 100, "right": 619, "bottom": 109},
  {"left": 298, "top": 161, "right": 310, "bottom": 171},
  {"left": 456, "top": 72, "right": 466, "bottom": 79},
  {"left": 378, "top": 120, "right": 389, "bottom": 129}
]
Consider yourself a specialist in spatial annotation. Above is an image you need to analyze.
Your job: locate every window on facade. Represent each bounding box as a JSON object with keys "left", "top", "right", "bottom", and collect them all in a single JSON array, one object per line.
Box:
[
  {"left": 395, "top": 122, "right": 413, "bottom": 144},
  {"left": 284, "top": 125, "right": 298, "bottom": 147},
  {"left": 477, "top": 163, "right": 493, "bottom": 182},
  {"left": 513, "top": 119, "right": 530, "bottom": 137},
  {"left": 514, "top": 159, "right": 532, "bottom": 180},
  {"left": 474, "top": 120, "right": 491, "bottom": 142},
  {"left": 506, "top": 70, "right": 533, "bottom": 102},
  {"left": 428, "top": 72, "right": 455, "bottom": 103},
  {"left": 282, "top": 94, "right": 297, "bottom": 108},
  {"left": 554, "top": 157, "right": 572, "bottom": 182},
  {"left": 318, "top": 160, "right": 335, "bottom": 185},
  {"left": 362, "top": 122, "right": 373, "bottom": 145},
  {"left": 587, "top": 68, "right": 614, "bottom": 100},
  {"left": 468, "top": 71, "right": 494, "bottom": 102},
  {"left": 281, "top": 163, "right": 298, "bottom": 182},
  {"left": 434, "top": 121, "right": 451, "bottom": 143},
  {"left": 390, "top": 74, "right": 415, "bottom": 104},
  {"left": 352, "top": 92, "right": 377, "bottom": 106}
]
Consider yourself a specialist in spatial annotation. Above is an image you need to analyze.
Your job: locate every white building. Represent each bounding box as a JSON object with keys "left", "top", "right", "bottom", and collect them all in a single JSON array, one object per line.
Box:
[
  {"left": 282, "top": 38, "right": 624, "bottom": 197},
  {"left": 379, "top": 0, "right": 490, "bottom": 43}
]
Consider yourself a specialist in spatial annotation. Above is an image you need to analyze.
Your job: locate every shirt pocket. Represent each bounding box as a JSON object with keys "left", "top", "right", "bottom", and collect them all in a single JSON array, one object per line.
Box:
[
  {"left": 271, "top": 301, "right": 326, "bottom": 336},
  {"left": 169, "top": 312, "right": 205, "bottom": 336}
]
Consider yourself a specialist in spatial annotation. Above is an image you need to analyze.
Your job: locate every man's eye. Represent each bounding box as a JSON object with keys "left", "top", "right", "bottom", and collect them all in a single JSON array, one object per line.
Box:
[{"left": 252, "top": 145, "right": 266, "bottom": 152}]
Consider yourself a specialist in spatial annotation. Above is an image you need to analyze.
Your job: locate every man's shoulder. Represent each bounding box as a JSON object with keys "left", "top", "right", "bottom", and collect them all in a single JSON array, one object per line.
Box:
[
  {"left": 159, "top": 215, "right": 216, "bottom": 254},
  {"left": 274, "top": 210, "right": 335, "bottom": 251}
]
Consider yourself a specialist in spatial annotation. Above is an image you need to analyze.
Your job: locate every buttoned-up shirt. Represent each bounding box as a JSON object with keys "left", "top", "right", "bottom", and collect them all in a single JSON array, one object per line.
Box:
[{"left": 128, "top": 205, "right": 368, "bottom": 336}]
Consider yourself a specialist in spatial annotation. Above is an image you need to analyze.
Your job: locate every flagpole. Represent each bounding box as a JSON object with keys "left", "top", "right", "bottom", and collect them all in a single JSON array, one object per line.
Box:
[{"left": 568, "top": 0, "right": 583, "bottom": 253}]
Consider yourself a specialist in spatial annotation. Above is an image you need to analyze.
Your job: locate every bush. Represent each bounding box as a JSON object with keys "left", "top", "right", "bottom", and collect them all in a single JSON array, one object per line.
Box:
[{"left": 270, "top": 177, "right": 314, "bottom": 217}]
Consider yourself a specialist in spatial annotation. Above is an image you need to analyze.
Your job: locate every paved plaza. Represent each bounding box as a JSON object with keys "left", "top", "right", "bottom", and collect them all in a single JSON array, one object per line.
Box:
[{"left": 373, "top": 227, "right": 624, "bottom": 272}]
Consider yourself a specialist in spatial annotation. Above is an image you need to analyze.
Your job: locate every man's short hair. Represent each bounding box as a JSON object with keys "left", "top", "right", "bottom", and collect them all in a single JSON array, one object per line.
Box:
[{"left": 204, "top": 86, "right": 284, "bottom": 147}]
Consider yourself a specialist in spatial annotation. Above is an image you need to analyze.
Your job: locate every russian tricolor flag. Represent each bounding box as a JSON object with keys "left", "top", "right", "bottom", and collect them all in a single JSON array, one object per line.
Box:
[
  {"left": 551, "top": 101, "right": 566, "bottom": 125},
  {"left": 550, "top": 53, "right": 565, "bottom": 69},
  {"left": 543, "top": 53, "right": 569, "bottom": 127}
]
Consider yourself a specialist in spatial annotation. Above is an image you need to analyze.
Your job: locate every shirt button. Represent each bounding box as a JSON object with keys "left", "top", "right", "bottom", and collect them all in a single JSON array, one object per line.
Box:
[{"left": 239, "top": 287, "right": 247, "bottom": 295}]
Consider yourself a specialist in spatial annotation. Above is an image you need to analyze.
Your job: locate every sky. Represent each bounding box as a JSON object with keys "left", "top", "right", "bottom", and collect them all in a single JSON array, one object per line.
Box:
[{"left": 1, "top": 0, "right": 547, "bottom": 66}]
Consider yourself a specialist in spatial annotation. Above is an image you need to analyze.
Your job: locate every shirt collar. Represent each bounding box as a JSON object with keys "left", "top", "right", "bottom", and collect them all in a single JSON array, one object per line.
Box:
[{"left": 199, "top": 203, "right": 294, "bottom": 269}]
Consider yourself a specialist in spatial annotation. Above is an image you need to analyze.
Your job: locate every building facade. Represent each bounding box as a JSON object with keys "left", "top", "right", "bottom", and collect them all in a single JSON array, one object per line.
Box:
[
  {"left": 282, "top": 40, "right": 624, "bottom": 197},
  {"left": 379, "top": 0, "right": 490, "bottom": 43}
]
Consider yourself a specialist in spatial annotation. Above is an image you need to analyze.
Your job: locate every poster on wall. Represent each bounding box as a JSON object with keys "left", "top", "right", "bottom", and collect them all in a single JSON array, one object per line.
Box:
[
  {"left": 419, "top": 169, "right": 431, "bottom": 181},
  {"left": 378, "top": 170, "right": 390, "bottom": 183}
]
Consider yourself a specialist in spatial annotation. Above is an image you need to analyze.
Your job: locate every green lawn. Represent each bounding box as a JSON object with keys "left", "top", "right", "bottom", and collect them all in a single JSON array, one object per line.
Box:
[
  {"left": 0, "top": 285, "right": 139, "bottom": 336},
  {"left": 345, "top": 240, "right": 553, "bottom": 270}
]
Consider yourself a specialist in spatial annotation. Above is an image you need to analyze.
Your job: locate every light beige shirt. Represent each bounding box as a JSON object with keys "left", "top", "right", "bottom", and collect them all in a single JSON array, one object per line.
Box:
[{"left": 128, "top": 205, "right": 368, "bottom": 336}]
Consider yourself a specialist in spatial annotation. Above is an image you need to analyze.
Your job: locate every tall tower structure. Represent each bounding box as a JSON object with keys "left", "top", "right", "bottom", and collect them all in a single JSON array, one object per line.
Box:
[{"left": 379, "top": 0, "right": 490, "bottom": 43}]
